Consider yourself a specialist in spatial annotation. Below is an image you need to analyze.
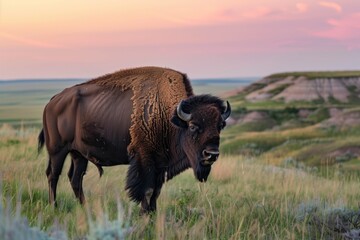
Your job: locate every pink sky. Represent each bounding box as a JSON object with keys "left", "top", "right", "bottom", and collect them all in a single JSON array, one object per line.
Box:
[{"left": 0, "top": 0, "right": 359, "bottom": 79}]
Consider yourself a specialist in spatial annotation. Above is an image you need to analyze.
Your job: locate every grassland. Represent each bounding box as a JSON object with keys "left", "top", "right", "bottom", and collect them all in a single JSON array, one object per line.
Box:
[
  {"left": 2, "top": 127, "right": 360, "bottom": 239},
  {"left": 2, "top": 79, "right": 360, "bottom": 239},
  {"left": 0, "top": 80, "right": 82, "bottom": 128},
  {"left": 221, "top": 124, "right": 360, "bottom": 173}
]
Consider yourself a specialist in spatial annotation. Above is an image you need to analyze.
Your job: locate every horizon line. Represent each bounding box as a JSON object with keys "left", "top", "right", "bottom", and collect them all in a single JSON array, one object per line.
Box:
[{"left": 0, "top": 76, "right": 261, "bottom": 82}]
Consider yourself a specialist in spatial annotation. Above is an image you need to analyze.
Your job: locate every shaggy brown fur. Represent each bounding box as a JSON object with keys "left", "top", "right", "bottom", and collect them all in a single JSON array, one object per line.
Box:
[{"left": 87, "top": 66, "right": 193, "bottom": 161}]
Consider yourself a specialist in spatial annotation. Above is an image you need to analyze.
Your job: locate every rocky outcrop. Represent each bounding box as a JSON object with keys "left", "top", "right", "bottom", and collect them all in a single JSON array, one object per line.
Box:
[
  {"left": 226, "top": 72, "right": 360, "bottom": 130},
  {"left": 245, "top": 77, "right": 294, "bottom": 101},
  {"left": 243, "top": 76, "right": 360, "bottom": 103}
]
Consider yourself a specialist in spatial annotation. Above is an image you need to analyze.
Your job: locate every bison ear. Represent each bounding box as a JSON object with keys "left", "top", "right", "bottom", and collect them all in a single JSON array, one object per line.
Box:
[{"left": 171, "top": 111, "right": 188, "bottom": 128}]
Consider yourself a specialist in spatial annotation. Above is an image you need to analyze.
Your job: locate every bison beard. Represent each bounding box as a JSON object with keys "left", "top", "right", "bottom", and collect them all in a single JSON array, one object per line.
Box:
[
  {"left": 38, "top": 66, "right": 231, "bottom": 214},
  {"left": 196, "top": 164, "right": 212, "bottom": 182}
]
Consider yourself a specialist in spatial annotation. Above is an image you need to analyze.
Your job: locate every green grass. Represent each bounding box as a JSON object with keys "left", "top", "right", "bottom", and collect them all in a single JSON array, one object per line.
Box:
[
  {"left": 228, "top": 97, "right": 360, "bottom": 113},
  {"left": 221, "top": 126, "right": 327, "bottom": 151},
  {"left": 306, "top": 108, "right": 330, "bottom": 123},
  {"left": 266, "top": 83, "right": 292, "bottom": 95},
  {"left": 267, "top": 71, "right": 360, "bottom": 80},
  {"left": 221, "top": 125, "right": 360, "bottom": 171},
  {"left": 2, "top": 128, "right": 360, "bottom": 239}
]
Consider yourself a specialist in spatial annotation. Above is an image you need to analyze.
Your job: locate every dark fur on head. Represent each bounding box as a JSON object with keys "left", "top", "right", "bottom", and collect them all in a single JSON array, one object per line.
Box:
[
  {"left": 181, "top": 94, "right": 227, "bottom": 113},
  {"left": 170, "top": 94, "right": 230, "bottom": 182},
  {"left": 171, "top": 94, "right": 228, "bottom": 129}
]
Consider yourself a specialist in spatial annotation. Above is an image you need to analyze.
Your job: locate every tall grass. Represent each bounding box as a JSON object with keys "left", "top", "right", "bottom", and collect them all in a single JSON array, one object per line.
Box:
[{"left": 1, "top": 125, "right": 360, "bottom": 239}]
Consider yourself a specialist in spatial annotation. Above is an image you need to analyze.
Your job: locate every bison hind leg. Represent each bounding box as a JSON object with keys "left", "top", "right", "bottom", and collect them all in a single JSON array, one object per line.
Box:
[
  {"left": 69, "top": 151, "right": 88, "bottom": 204},
  {"left": 47, "top": 147, "right": 69, "bottom": 207}
]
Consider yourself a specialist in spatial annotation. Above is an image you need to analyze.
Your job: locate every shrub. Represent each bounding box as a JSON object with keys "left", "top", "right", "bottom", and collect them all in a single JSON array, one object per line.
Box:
[
  {"left": 335, "top": 151, "right": 357, "bottom": 163},
  {"left": 282, "top": 157, "right": 318, "bottom": 174},
  {"left": 0, "top": 189, "right": 131, "bottom": 240},
  {"left": 86, "top": 199, "right": 132, "bottom": 240},
  {"left": 0, "top": 197, "right": 65, "bottom": 240},
  {"left": 307, "top": 108, "right": 330, "bottom": 123},
  {"left": 294, "top": 199, "right": 360, "bottom": 239}
]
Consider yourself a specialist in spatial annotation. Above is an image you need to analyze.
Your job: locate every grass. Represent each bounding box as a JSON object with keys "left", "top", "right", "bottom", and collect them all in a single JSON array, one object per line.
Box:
[
  {"left": 221, "top": 125, "right": 327, "bottom": 153},
  {"left": 3, "top": 78, "right": 360, "bottom": 238},
  {"left": 267, "top": 71, "right": 360, "bottom": 80},
  {"left": 221, "top": 125, "right": 360, "bottom": 172},
  {"left": 228, "top": 97, "right": 360, "bottom": 113},
  {"left": 266, "top": 83, "right": 291, "bottom": 95},
  {"left": 306, "top": 108, "right": 330, "bottom": 123},
  {"left": 2, "top": 127, "right": 360, "bottom": 239}
]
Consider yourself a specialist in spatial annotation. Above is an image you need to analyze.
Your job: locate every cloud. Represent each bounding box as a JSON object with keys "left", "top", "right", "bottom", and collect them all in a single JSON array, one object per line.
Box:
[
  {"left": 164, "top": 6, "right": 280, "bottom": 27},
  {"left": 0, "top": 32, "right": 63, "bottom": 48},
  {"left": 296, "top": 3, "right": 309, "bottom": 13},
  {"left": 318, "top": 1, "right": 342, "bottom": 13},
  {"left": 314, "top": 12, "right": 360, "bottom": 48}
]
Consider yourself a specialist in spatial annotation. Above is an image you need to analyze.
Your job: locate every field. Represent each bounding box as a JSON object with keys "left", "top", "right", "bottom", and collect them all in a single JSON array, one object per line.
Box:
[
  {"left": 1, "top": 79, "right": 360, "bottom": 239},
  {"left": 2, "top": 127, "right": 360, "bottom": 239},
  {"left": 0, "top": 80, "right": 83, "bottom": 127}
]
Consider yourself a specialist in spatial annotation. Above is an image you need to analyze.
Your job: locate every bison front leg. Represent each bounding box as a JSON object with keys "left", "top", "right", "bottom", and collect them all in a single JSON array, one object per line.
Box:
[
  {"left": 146, "top": 172, "right": 165, "bottom": 212},
  {"left": 126, "top": 159, "right": 158, "bottom": 214},
  {"left": 140, "top": 167, "right": 158, "bottom": 214},
  {"left": 141, "top": 187, "right": 165, "bottom": 214},
  {"left": 141, "top": 188, "right": 154, "bottom": 213},
  {"left": 140, "top": 170, "right": 165, "bottom": 214}
]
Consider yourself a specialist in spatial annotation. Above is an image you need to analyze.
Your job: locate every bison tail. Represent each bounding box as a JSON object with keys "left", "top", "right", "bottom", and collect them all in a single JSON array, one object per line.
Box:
[
  {"left": 96, "top": 165, "right": 104, "bottom": 178},
  {"left": 38, "top": 129, "right": 45, "bottom": 154}
]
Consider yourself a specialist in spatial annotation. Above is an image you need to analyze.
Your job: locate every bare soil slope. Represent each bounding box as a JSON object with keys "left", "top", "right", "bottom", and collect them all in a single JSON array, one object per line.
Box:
[{"left": 244, "top": 76, "right": 360, "bottom": 103}]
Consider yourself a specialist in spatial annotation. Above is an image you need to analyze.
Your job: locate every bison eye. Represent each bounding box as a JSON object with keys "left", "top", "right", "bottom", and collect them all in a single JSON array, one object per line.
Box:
[{"left": 189, "top": 124, "right": 199, "bottom": 132}]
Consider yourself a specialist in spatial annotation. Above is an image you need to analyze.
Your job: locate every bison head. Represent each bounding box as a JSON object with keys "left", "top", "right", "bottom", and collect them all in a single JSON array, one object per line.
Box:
[{"left": 171, "top": 95, "right": 231, "bottom": 182}]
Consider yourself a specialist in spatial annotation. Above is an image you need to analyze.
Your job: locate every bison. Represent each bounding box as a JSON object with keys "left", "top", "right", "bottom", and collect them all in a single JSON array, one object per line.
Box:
[{"left": 38, "top": 66, "right": 231, "bottom": 213}]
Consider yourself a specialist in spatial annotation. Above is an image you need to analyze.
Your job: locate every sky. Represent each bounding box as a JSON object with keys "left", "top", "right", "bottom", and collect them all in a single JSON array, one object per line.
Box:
[{"left": 0, "top": 0, "right": 359, "bottom": 79}]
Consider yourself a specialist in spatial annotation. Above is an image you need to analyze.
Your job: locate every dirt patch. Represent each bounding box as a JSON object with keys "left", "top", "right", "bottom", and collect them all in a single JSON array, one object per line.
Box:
[
  {"left": 238, "top": 76, "right": 360, "bottom": 103},
  {"left": 245, "top": 77, "right": 295, "bottom": 102},
  {"left": 320, "top": 110, "right": 360, "bottom": 129},
  {"left": 225, "top": 116, "right": 237, "bottom": 126},
  {"left": 328, "top": 108, "right": 343, "bottom": 118},
  {"left": 298, "top": 109, "right": 314, "bottom": 118},
  {"left": 240, "top": 111, "right": 274, "bottom": 124},
  {"left": 274, "top": 78, "right": 352, "bottom": 102},
  {"left": 327, "top": 146, "right": 360, "bottom": 162}
]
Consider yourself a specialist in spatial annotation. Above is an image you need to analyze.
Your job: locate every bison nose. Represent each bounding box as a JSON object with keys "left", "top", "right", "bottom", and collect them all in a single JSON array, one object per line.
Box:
[{"left": 201, "top": 149, "right": 220, "bottom": 166}]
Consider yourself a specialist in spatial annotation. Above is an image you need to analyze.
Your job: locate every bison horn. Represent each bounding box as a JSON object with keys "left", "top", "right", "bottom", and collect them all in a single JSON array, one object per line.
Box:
[
  {"left": 221, "top": 101, "right": 231, "bottom": 120},
  {"left": 176, "top": 100, "right": 192, "bottom": 122}
]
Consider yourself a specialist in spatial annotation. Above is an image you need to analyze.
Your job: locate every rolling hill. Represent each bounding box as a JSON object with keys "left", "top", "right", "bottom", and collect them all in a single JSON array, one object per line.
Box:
[{"left": 222, "top": 71, "right": 360, "bottom": 172}]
